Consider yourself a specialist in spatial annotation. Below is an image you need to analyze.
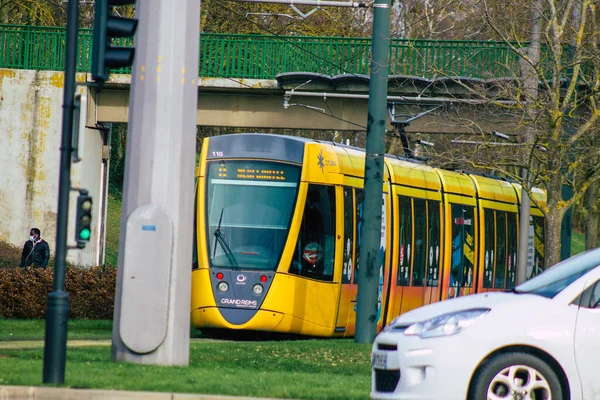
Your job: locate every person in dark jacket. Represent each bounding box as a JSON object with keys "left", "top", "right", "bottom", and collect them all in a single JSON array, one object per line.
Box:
[{"left": 21, "top": 228, "right": 50, "bottom": 268}]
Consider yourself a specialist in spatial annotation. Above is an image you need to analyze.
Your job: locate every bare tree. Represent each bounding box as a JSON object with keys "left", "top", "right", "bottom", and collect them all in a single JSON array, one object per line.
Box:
[
  {"left": 0, "top": 0, "right": 66, "bottom": 25},
  {"left": 428, "top": 0, "right": 600, "bottom": 267}
]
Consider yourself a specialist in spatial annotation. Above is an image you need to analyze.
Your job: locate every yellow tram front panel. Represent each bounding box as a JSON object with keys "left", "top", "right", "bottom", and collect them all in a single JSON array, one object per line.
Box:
[
  {"left": 191, "top": 274, "right": 339, "bottom": 336},
  {"left": 259, "top": 273, "right": 340, "bottom": 336},
  {"left": 301, "top": 143, "right": 344, "bottom": 184},
  {"left": 192, "top": 172, "right": 343, "bottom": 336},
  {"left": 191, "top": 140, "right": 212, "bottom": 316},
  {"left": 191, "top": 308, "right": 286, "bottom": 332}
]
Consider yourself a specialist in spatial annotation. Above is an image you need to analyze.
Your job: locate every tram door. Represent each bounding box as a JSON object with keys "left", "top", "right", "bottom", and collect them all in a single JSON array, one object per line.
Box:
[
  {"left": 335, "top": 187, "right": 356, "bottom": 335},
  {"left": 335, "top": 187, "right": 391, "bottom": 335},
  {"left": 377, "top": 188, "right": 392, "bottom": 330}
]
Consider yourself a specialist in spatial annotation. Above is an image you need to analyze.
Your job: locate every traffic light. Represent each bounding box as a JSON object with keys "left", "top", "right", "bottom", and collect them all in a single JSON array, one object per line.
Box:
[
  {"left": 92, "top": 0, "right": 138, "bottom": 82},
  {"left": 75, "top": 194, "right": 93, "bottom": 245}
]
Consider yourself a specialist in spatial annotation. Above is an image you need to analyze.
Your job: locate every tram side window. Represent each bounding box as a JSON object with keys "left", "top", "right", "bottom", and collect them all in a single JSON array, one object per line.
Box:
[
  {"left": 494, "top": 212, "right": 507, "bottom": 289},
  {"left": 506, "top": 213, "right": 518, "bottom": 289},
  {"left": 355, "top": 189, "right": 364, "bottom": 282},
  {"left": 342, "top": 187, "right": 354, "bottom": 284},
  {"left": 397, "top": 196, "right": 412, "bottom": 286},
  {"left": 531, "top": 216, "right": 546, "bottom": 278},
  {"left": 413, "top": 199, "right": 426, "bottom": 286},
  {"left": 450, "top": 204, "right": 475, "bottom": 288},
  {"left": 426, "top": 200, "right": 441, "bottom": 287},
  {"left": 483, "top": 209, "right": 494, "bottom": 288},
  {"left": 290, "top": 185, "right": 336, "bottom": 281}
]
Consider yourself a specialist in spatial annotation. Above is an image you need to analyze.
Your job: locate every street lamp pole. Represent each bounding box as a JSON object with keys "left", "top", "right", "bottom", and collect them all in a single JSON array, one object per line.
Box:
[{"left": 43, "top": 0, "right": 79, "bottom": 384}]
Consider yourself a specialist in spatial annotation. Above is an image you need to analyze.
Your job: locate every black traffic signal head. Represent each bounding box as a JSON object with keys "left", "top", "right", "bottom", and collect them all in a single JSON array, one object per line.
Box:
[
  {"left": 92, "top": 0, "right": 138, "bottom": 82},
  {"left": 75, "top": 195, "right": 93, "bottom": 245}
]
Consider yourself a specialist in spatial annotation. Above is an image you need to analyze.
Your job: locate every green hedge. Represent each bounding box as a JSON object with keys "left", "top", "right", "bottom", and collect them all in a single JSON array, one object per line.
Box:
[{"left": 0, "top": 266, "right": 116, "bottom": 319}]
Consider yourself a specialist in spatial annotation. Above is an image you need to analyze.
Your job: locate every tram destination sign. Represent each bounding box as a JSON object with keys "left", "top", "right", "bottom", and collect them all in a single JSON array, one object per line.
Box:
[
  {"left": 236, "top": 168, "right": 288, "bottom": 181},
  {"left": 211, "top": 160, "right": 299, "bottom": 183}
]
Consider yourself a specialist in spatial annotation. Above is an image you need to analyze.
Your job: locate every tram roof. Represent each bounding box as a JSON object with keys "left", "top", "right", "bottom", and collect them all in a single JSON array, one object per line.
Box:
[
  {"left": 205, "top": 134, "right": 543, "bottom": 204},
  {"left": 206, "top": 133, "right": 312, "bottom": 164},
  {"left": 207, "top": 132, "right": 423, "bottom": 162}
]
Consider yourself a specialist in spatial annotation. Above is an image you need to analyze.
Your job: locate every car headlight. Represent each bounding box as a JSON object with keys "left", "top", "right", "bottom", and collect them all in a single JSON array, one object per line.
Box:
[
  {"left": 404, "top": 308, "right": 490, "bottom": 338},
  {"left": 382, "top": 315, "right": 403, "bottom": 332}
]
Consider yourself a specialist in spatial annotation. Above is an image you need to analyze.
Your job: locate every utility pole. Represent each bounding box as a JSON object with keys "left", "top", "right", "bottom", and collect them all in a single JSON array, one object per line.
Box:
[
  {"left": 111, "top": 0, "right": 200, "bottom": 365},
  {"left": 355, "top": 0, "right": 390, "bottom": 343},
  {"left": 42, "top": 0, "right": 78, "bottom": 384}
]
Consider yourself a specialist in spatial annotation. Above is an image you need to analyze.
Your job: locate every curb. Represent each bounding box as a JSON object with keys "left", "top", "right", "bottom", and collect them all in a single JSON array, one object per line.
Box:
[
  {"left": 0, "top": 338, "right": 225, "bottom": 350},
  {"left": 0, "top": 386, "right": 284, "bottom": 400}
]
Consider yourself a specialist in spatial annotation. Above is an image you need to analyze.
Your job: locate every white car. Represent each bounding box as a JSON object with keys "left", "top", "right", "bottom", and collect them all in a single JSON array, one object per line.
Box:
[{"left": 371, "top": 248, "right": 600, "bottom": 400}]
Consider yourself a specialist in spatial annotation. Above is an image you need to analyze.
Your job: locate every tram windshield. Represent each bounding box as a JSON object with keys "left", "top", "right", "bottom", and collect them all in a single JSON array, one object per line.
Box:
[{"left": 205, "top": 160, "right": 301, "bottom": 270}]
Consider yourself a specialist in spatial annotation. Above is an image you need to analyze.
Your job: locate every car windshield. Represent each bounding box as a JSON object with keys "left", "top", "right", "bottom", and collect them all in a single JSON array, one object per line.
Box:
[{"left": 515, "top": 248, "right": 600, "bottom": 298}]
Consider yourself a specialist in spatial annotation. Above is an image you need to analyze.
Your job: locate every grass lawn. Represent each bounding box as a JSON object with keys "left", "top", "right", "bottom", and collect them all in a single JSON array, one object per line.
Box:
[
  {"left": 0, "top": 320, "right": 372, "bottom": 399},
  {"left": 0, "top": 319, "right": 112, "bottom": 341}
]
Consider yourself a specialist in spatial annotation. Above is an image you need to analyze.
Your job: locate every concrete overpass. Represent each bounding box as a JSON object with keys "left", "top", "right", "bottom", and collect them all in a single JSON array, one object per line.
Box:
[
  {"left": 0, "top": 68, "right": 523, "bottom": 266},
  {"left": 98, "top": 72, "right": 520, "bottom": 133}
]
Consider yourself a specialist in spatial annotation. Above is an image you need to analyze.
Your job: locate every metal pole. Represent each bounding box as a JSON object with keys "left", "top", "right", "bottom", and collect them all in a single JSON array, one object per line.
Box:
[
  {"left": 284, "top": 90, "right": 518, "bottom": 105},
  {"left": 516, "top": 170, "right": 531, "bottom": 284},
  {"left": 355, "top": 0, "right": 390, "bottom": 344},
  {"left": 233, "top": 0, "right": 367, "bottom": 6},
  {"left": 43, "top": 0, "right": 78, "bottom": 384},
  {"left": 111, "top": 0, "right": 200, "bottom": 365}
]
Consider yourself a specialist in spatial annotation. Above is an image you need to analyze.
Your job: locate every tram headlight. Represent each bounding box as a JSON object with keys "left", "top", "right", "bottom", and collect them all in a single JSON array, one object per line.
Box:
[
  {"left": 252, "top": 284, "right": 264, "bottom": 295},
  {"left": 217, "top": 281, "right": 229, "bottom": 292}
]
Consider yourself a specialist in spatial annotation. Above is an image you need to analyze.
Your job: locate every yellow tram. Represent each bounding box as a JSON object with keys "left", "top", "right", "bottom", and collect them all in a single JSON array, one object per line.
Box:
[{"left": 190, "top": 133, "right": 546, "bottom": 337}]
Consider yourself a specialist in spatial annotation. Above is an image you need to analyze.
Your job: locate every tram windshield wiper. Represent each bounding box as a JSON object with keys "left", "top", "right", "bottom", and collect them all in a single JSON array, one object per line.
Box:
[{"left": 213, "top": 208, "right": 239, "bottom": 268}]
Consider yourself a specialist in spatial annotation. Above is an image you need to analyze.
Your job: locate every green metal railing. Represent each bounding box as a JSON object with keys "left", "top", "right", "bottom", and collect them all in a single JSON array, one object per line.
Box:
[{"left": 0, "top": 24, "right": 522, "bottom": 79}]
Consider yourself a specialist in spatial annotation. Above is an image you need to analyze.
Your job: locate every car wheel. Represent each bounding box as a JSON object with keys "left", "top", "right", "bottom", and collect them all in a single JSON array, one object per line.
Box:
[{"left": 469, "top": 352, "right": 562, "bottom": 400}]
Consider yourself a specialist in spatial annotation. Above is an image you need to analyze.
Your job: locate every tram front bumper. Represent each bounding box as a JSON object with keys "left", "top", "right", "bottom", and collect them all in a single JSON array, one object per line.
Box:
[{"left": 191, "top": 306, "right": 285, "bottom": 331}]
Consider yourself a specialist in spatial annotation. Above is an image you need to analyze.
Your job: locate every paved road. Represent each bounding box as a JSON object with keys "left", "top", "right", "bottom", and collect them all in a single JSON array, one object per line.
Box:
[
  {"left": 0, "top": 340, "right": 111, "bottom": 349},
  {"left": 0, "top": 385, "right": 286, "bottom": 400},
  {"left": 0, "top": 338, "right": 226, "bottom": 350}
]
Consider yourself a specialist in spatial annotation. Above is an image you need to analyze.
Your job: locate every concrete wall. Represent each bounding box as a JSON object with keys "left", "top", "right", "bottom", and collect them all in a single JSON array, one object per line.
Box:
[{"left": 0, "top": 69, "right": 105, "bottom": 266}]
